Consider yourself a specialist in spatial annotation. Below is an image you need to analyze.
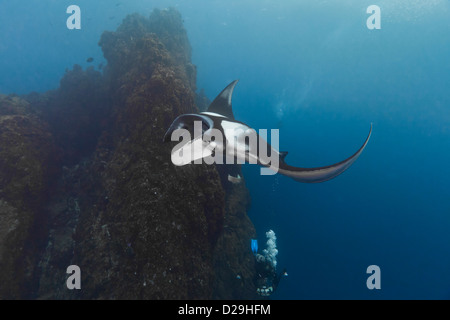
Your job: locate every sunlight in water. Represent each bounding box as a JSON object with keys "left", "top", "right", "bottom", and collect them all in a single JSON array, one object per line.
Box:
[{"left": 380, "top": 0, "right": 449, "bottom": 22}]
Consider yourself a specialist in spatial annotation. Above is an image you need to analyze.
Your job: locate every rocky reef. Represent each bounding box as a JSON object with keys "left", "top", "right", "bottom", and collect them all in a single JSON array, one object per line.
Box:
[
  {"left": 0, "top": 95, "right": 59, "bottom": 299},
  {"left": 0, "top": 8, "right": 259, "bottom": 299}
]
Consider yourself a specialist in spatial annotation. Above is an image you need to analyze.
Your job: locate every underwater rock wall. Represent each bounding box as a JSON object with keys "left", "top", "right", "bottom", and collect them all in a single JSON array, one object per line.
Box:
[
  {"left": 70, "top": 13, "right": 225, "bottom": 298},
  {"left": 0, "top": 8, "right": 257, "bottom": 299},
  {"left": 43, "top": 65, "right": 111, "bottom": 166},
  {"left": 212, "top": 179, "right": 258, "bottom": 299},
  {"left": 0, "top": 95, "right": 59, "bottom": 299}
]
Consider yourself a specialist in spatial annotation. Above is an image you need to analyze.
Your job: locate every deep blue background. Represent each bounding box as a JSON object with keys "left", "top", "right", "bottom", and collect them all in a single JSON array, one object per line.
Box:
[{"left": 1, "top": 0, "right": 450, "bottom": 299}]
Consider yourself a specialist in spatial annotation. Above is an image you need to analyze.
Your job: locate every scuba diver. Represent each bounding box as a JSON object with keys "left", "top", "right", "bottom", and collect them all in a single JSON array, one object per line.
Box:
[{"left": 251, "top": 237, "right": 287, "bottom": 298}]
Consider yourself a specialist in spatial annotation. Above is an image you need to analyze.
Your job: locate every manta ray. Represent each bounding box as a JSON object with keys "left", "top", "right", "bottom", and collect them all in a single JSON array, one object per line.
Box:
[{"left": 164, "top": 80, "right": 372, "bottom": 183}]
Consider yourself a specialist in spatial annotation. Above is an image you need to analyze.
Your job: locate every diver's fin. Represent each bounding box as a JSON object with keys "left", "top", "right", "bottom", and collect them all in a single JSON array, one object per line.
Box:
[{"left": 207, "top": 80, "right": 239, "bottom": 119}]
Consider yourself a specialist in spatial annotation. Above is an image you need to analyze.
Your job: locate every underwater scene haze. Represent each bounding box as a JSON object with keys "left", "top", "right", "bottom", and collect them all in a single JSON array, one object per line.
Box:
[{"left": 1, "top": 0, "right": 450, "bottom": 300}]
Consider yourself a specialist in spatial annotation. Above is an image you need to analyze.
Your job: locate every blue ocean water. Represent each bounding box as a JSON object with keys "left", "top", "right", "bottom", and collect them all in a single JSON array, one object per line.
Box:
[{"left": 1, "top": 0, "right": 450, "bottom": 299}]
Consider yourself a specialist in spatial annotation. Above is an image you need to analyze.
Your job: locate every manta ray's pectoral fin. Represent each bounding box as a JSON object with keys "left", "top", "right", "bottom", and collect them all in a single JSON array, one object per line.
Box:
[
  {"left": 278, "top": 124, "right": 372, "bottom": 183},
  {"left": 207, "top": 80, "right": 239, "bottom": 119}
]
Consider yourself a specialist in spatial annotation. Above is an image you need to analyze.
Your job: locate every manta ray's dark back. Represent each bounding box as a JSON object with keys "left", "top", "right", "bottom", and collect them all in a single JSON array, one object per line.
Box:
[{"left": 206, "top": 80, "right": 239, "bottom": 119}]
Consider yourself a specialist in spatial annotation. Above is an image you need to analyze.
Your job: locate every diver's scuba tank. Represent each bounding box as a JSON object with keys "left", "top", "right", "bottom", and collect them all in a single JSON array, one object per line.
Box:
[{"left": 251, "top": 239, "right": 258, "bottom": 255}]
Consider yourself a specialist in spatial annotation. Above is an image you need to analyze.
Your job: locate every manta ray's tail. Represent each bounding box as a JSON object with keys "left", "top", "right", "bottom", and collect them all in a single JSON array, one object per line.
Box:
[{"left": 277, "top": 124, "right": 372, "bottom": 183}]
